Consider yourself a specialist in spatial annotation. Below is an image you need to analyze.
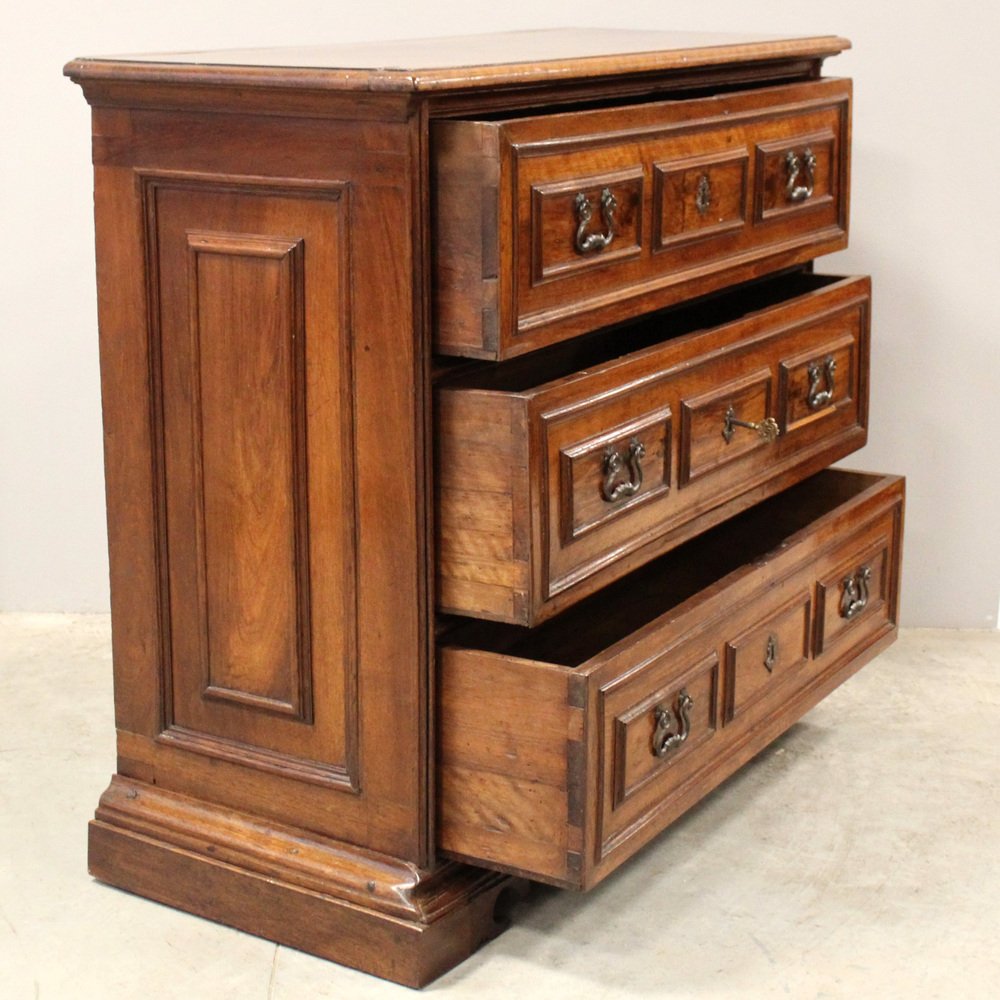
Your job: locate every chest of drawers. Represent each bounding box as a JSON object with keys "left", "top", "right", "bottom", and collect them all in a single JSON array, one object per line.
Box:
[{"left": 66, "top": 28, "right": 903, "bottom": 986}]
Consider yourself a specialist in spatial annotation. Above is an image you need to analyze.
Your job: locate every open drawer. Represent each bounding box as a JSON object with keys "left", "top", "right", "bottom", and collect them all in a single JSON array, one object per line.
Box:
[
  {"left": 437, "top": 271, "right": 870, "bottom": 625},
  {"left": 438, "top": 469, "right": 904, "bottom": 889},
  {"left": 433, "top": 77, "right": 850, "bottom": 359}
]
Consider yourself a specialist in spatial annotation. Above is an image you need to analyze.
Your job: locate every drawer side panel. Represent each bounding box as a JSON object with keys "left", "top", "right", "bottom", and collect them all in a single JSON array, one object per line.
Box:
[
  {"left": 436, "top": 390, "right": 531, "bottom": 622},
  {"left": 438, "top": 648, "right": 583, "bottom": 886},
  {"left": 432, "top": 121, "right": 503, "bottom": 359}
]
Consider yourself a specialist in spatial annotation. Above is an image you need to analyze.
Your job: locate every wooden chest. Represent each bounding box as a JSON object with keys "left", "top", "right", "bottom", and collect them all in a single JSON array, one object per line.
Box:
[{"left": 65, "top": 28, "right": 903, "bottom": 987}]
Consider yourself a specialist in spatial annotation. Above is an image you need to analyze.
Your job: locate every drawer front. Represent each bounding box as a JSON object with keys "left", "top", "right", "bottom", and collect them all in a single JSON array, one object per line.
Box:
[
  {"left": 607, "top": 652, "right": 719, "bottom": 812},
  {"left": 679, "top": 367, "right": 775, "bottom": 484},
  {"left": 724, "top": 593, "right": 812, "bottom": 723},
  {"left": 595, "top": 572, "right": 814, "bottom": 860},
  {"left": 655, "top": 149, "right": 747, "bottom": 249},
  {"left": 815, "top": 530, "right": 894, "bottom": 659},
  {"left": 434, "top": 78, "right": 851, "bottom": 359},
  {"left": 438, "top": 470, "right": 904, "bottom": 889},
  {"left": 437, "top": 275, "right": 870, "bottom": 625}
]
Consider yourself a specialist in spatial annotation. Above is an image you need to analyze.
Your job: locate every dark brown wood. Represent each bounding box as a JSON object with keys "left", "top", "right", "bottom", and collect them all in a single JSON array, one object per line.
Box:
[
  {"left": 65, "top": 28, "right": 903, "bottom": 987},
  {"left": 86, "top": 104, "right": 431, "bottom": 857},
  {"left": 438, "top": 470, "right": 905, "bottom": 888},
  {"left": 433, "top": 78, "right": 851, "bottom": 359},
  {"left": 89, "top": 777, "right": 519, "bottom": 988},
  {"left": 73, "top": 75, "right": 478, "bottom": 984},
  {"left": 437, "top": 273, "right": 871, "bottom": 625}
]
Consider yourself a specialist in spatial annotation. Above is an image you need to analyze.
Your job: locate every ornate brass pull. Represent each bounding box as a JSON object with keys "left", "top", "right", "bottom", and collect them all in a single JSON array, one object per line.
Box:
[
  {"left": 764, "top": 633, "right": 778, "bottom": 673},
  {"left": 601, "top": 437, "right": 645, "bottom": 502},
  {"left": 574, "top": 187, "right": 617, "bottom": 254},
  {"left": 840, "top": 565, "right": 872, "bottom": 619},
  {"left": 722, "top": 405, "right": 780, "bottom": 444},
  {"left": 652, "top": 689, "right": 693, "bottom": 758},
  {"left": 807, "top": 356, "right": 837, "bottom": 410},
  {"left": 695, "top": 173, "right": 712, "bottom": 215},
  {"left": 785, "top": 147, "right": 817, "bottom": 203}
]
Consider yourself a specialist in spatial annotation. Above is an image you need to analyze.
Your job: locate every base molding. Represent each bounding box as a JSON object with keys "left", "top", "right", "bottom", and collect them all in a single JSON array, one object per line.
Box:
[{"left": 89, "top": 776, "right": 520, "bottom": 987}]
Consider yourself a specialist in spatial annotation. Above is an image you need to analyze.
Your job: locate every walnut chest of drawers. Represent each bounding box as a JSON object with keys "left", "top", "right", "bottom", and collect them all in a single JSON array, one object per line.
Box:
[{"left": 65, "top": 28, "right": 903, "bottom": 986}]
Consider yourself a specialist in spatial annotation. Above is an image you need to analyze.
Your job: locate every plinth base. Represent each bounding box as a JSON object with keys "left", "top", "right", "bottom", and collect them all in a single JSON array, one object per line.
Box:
[{"left": 88, "top": 776, "right": 521, "bottom": 987}]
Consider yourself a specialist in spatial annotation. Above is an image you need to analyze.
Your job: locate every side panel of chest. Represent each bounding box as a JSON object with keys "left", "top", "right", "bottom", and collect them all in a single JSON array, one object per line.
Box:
[{"left": 90, "top": 106, "right": 430, "bottom": 861}]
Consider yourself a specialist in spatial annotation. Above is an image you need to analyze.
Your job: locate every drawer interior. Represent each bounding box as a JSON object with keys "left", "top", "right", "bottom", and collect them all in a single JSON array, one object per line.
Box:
[
  {"left": 438, "top": 271, "right": 845, "bottom": 391},
  {"left": 440, "top": 74, "right": 814, "bottom": 122},
  {"left": 442, "top": 467, "right": 887, "bottom": 667}
]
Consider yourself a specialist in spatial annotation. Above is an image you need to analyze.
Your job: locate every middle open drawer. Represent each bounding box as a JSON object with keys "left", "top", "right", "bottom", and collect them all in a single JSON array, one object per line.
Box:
[{"left": 437, "top": 271, "right": 870, "bottom": 625}]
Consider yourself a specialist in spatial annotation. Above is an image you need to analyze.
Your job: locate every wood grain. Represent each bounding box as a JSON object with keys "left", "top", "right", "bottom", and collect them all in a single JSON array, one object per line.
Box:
[
  {"left": 84, "top": 102, "right": 432, "bottom": 858},
  {"left": 146, "top": 172, "right": 357, "bottom": 785}
]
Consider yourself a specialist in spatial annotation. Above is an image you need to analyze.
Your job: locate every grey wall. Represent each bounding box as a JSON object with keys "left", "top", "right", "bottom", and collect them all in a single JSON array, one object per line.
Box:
[{"left": 2, "top": 1, "right": 997, "bottom": 626}]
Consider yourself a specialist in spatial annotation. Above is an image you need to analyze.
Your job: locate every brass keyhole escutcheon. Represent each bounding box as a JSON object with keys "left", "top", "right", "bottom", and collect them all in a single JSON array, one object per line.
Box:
[
  {"left": 695, "top": 173, "right": 712, "bottom": 215},
  {"left": 764, "top": 633, "right": 778, "bottom": 673}
]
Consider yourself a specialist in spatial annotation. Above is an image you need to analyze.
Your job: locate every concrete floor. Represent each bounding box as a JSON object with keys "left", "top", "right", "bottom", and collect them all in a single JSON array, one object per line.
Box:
[{"left": 1, "top": 616, "right": 998, "bottom": 999}]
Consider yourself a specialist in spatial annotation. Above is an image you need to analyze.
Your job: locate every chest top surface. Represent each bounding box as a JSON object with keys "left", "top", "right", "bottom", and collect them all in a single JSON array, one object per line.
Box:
[{"left": 64, "top": 27, "right": 850, "bottom": 92}]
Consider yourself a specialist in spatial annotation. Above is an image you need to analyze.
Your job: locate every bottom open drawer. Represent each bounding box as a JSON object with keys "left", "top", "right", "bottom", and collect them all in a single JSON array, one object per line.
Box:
[{"left": 438, "top": 469, "right": 904, "bottom": 889}]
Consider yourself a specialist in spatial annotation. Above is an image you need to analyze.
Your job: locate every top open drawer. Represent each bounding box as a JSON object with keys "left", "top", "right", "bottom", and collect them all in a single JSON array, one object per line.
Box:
[{"left": 432, "top": 78, "right": 851, "bottom": 360}]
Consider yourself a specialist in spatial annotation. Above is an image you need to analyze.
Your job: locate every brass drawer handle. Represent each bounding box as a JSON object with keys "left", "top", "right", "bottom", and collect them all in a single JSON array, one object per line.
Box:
[
  {"left": 764, "top": 633, "right": 778, "bottom": 673},
  {"left": 695, "top": 173, "right": 712, "bottom": 215},
  {"left": 840, "top": 565, "right": 872, "bottom": 619},
  {"left": 807, "top": 356, "right": 837, "bottom": 410},
  {"left": 574, "top": 187, "right": 617, "bottom": 254},
  {"left": 652, "top": 689, "right": 693, "bottom": 758},
  {"left": 785, "top": 147, "right": 817, "bottom": 202},
  {"left": 722, "top": 405, "right": 780, "bottom": 444},
  {"left": 601, "top": 437, "right": 645, "bottom": 502}
]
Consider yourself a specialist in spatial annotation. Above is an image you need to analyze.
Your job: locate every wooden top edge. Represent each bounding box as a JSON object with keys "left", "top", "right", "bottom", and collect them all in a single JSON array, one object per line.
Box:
[{"left": 64, "top": 28, "right": 851, "bottom": 94}]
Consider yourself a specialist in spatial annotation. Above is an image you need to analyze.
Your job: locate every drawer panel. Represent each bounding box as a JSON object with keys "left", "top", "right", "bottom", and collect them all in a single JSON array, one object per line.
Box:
[
  {"left": 724, "top": 593, "right": 812, "bottom": 723},
  {"left": 679, "top": 368, "right": 774, "bottom": 484},
  {"left": 654, "top": 150, "right": 748, "bottom": 249},
  {"left": 433, "top": 78, "right": 851, "bottom": 360},
  {"left": 533, "top": 169, "right": 645, "bottom": 281},
  {"left": 437, "top": 272, "right": 870, "bottom": 626},
  {"left": 611, "top": 653, "right": 719, "bottom": 809},
  {"left": 780, "top": 333, "right": 856, "bottom": 432},
  {"left": 438, "top": 469, "right": 904, "bottom": 889},
  {"left": 815, "top": 534, "right": 892, "bottom": 657}
]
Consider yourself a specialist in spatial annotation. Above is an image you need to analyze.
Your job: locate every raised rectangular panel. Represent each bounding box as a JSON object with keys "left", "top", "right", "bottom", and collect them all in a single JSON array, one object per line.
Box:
[
  {"left": 559, "top": 406, "right": 672, "bottom": 544},
  {"left": 724, "top": 594, "right": 812, "bottom": 722},
  {"left": 186, "top": 231, "right": 311, "bottom": 719},
  {"left": 779, "top": 332, "right": 857, "bottom": 433},
  {"left": 653, "top": 150, "right": 749, "bottom": 249},
  {"left": 142, "top": 172, "right": 359, "bottom": 788},
  {"left": 755, "top": 129, "right": 837, "bottom": 223},
  {"left": 609, "top": 652, "right": 718, "bottom": 809},
  {"left": 680, "top": 369, "right": 773, "bottom": 485},
  {"left": 531, "top": 168, "right": 644, "bottom": 283},
  {"left": 815, "top": 540, "right": 890, "bottom": 656}
]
